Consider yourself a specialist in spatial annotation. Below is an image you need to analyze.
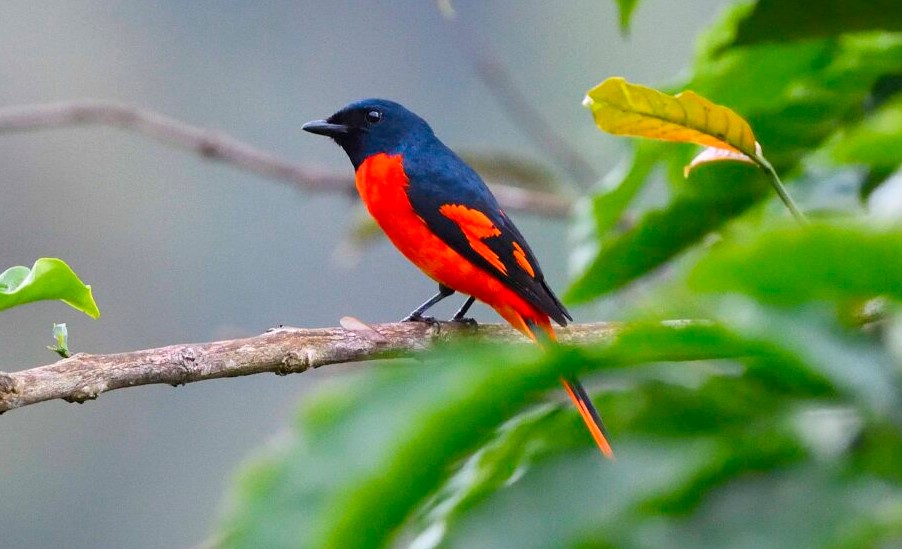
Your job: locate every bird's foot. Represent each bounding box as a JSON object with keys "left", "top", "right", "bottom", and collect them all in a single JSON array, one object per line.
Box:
[
  {"left": 450, "top": 316, "right": 478, "bottom": 326},
  {"left": 401, "top": 312, "right": 439, "bottom": 325}
]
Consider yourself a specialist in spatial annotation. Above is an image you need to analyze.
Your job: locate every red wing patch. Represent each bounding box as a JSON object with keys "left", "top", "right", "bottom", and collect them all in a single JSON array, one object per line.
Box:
[
  {"left": 438, "top": 204, "right": 507, "bottom": 275},
  {"left": 511, "top": 241, "right": 536, "bottom": 278}
]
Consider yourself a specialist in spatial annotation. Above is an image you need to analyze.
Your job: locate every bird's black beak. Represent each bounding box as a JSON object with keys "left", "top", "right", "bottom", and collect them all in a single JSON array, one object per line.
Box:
[{"left": 302, "top": 119, "right": 350, "bottom": 137}]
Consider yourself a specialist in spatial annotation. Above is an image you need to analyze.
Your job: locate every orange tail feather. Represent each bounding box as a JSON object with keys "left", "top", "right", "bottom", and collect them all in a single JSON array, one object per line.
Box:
[
  {"left": 561, "top": 378, "right": 615, "bottom": 459},
  {"left": 509, "top": 310, "right": 614, "bottom": 460}
]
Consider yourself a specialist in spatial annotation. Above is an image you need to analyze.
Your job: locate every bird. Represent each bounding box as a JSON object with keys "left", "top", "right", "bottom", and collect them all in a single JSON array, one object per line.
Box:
[{"left": 303, "top": 99, "right": 613, "bottom": 458}]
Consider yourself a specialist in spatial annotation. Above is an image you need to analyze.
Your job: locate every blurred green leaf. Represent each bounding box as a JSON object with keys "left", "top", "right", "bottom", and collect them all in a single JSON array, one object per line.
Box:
[
  {"left": 414, "top": 405, "right": 570, "bottom": 537},
  {"left": 832, "top": 95, "right": 902, "bottom": 171},
  {"left": 653, "top": 464, "right": 902, "bottom": 549},
  {"left": 730, "top": 0, "right": 902, "bottom": 47},
  {"left": 714, "top": 302, "right": 902, "bottom": 417},
  {"left": 688, "top": 40, "right": 831, "bottom": 118},
  {"left": 689, "top": 223, "right": 902, "bottom": 305},
  {"left": 569, "top": 141, "right": 662, "bottom": 276},
  {"left": 566, "top": 162, "right": 769, "bottom": 303},
  {"left": 0, "top": 258, "right": 99, "bottom": 318},
  {"left": 590, "top": 142, "right": 664, "bottom": 238},
  {"left": 871, "top": 74, "right": 902, "bottom": 109},
  {"left": 615, "top": 0, "right": 639, "bottom": 32},
  {"left": 426, "top": 373, "right": 806, "bottom": 546},
  {"left": 440, "top": 441, "right": 713, "bottom": 548},
  {"left": 221, "top": 345, "right": 561, "bottom": 549}
]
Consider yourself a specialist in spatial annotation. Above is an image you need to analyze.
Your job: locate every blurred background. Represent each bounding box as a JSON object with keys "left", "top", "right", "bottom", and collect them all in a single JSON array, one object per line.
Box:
[{"left": 0, "top": 2, "right": 730, "bottom": 547}]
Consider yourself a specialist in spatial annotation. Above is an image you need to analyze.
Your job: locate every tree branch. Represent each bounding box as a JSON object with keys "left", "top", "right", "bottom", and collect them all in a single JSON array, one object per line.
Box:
[
  {"left": 0, "top": 100, "right": 572, "bottom": 217},
  {"left": 0, "top": 320, "right": 622, "bottom": 414}
]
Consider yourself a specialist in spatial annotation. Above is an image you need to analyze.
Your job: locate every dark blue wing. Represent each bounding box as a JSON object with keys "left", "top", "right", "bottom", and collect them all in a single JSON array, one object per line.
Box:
[{"left": 402, "top": 141, "right": 571, "bottom": 326}]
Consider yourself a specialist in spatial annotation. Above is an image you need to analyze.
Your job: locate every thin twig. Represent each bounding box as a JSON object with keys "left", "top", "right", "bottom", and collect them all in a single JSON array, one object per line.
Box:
[
  {"left": 752, "top": 152, "right": 809, "bottom": 224},
  {"left": 440, "top": 12, "right": 599, "bottom": 188},
  {"left": 0, "top": 100, "right": 572, "bottom": 217},
  {"left": 0, "top": 321, "right": 624, "bottom": 414}
]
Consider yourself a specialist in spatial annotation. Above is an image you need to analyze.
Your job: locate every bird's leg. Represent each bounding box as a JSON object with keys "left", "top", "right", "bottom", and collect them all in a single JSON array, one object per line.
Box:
[
  {"left": 450, "top": 296, "right": 478, "bottom": 325},
  {"left": 402, "top": 284, "right": 455, "bottom": 323}
]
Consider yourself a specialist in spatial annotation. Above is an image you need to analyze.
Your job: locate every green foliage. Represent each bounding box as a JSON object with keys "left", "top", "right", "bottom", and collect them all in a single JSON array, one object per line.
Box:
[
  {"left": 569, "top": 8, "right": 902, "bottom": 300},
  {"left": 614, "top": 0, "right": 640, "bottom": 32},
  {"left": 831, "top": 95, "right": 902, "bottom": 170},
  {"left": 0, "top": 258, "right": 99, "bottom": 318},
  {"left": 221, "top": 304, "right": 902, "bottom": 547},
  {"left": 217, "top": 2, "right": 902, "bottom": 547},
  {"left": 690, "top": 224, "right": 902, "bottom": 304},
  {"left": 567, "top": 162, "right": 769, "bottom": 302},
  {"left": 730, "top": 0, "right": 902, "bottom": 46}
]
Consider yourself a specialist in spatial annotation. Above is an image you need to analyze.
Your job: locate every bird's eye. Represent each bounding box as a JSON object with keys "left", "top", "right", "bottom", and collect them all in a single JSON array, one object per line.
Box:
[{"left": 365, "top": 110, "right": 383, "bottom": 125}]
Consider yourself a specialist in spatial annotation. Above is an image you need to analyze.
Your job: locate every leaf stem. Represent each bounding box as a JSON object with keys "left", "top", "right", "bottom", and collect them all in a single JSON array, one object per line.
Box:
[{"left": 752, "top": 153, "right": 808, "bottom": 225}]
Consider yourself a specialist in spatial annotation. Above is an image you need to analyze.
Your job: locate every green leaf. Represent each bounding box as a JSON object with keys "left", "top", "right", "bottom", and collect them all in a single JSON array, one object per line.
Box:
[
  {"left": 566, "top": 162, "right": 769, "bottom": 304},
  {"left": 653, "top": 464, "right": 902, "bottom": 549},
  {"left": 440, "top": 439, "right": 902, "bottom": 547},
  {"left": 615, "top": 0, "right": 640, "bottom": 33},
  {"left": 688, "top": 223, "right": 902, "bottom": 305},
  {"left": 414, "top": 405, "right": 571, "bottom": 536},
  {"left": 715, "top": 302, "right": 902, "bottom": 416},
  {"left": 569, "top": 141, "right": 662, "bottom": 275},
  {"left": 593, "top": 141, "right": 664, "bottom": 237},
  {"left": 220, "top": 344, "right": 563, "bottom": 549},
  {"left": 731, "top": 0, "right": 902, "bottom": 47},
  {"left": 441, "top": 440, "right": 714, "bottom": 548},
  {"left": 424, "top": 369, "right": 807, "bottom": 544},
  {"left": 832, "top": 95, "right": 902, "bottom": 171},
  {"left": 0, "top": 258, "right": 100, "bottom": 318}
]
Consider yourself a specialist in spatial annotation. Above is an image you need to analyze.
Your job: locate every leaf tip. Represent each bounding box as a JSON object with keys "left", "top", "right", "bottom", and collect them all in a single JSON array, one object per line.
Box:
[
  {"left": 81, "top": 285, "right": 101, "bottom": 319},
  {"left": 684, "top": 146, "right": 757, "bottom": 178}
]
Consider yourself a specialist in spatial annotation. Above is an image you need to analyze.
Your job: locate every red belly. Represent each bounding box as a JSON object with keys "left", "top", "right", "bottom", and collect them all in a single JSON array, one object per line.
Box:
[{"left": 355, "top": 153, "right": 549, "bottom": 335}]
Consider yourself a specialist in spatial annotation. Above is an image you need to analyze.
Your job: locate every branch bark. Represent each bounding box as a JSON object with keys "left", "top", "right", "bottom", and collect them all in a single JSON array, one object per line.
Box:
[
  {"left": 0, "top": 100, "right": 572, "bottom": 217},
  {"left": 0, "top": 320, "right": 622, "bottom": 414}
]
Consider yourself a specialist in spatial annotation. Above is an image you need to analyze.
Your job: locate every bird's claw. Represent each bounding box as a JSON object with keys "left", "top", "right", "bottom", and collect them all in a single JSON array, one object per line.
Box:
[
  {"left": 402, "top": 313, "right": 439, "bottom": 325},
  {"left": 450, "top": 316, "right": 478, "bottom": 326}
]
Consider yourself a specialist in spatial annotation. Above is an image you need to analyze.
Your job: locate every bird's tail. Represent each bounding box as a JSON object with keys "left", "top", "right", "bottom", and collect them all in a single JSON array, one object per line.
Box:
[
  {"left": 514, "top": 313, "right": 614, "bottom": 460},
  {"left": 560, "top": 377, "right": 614, "bottom": 459}
]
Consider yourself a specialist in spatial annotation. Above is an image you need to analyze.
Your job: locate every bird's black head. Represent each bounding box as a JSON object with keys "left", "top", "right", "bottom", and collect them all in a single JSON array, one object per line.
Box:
[{"left": 302, "top": 99, "right": 435, "bottom": 168}]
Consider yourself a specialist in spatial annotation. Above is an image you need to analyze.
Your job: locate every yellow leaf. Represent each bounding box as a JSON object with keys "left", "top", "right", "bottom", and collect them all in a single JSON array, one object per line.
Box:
[
  {"left": 583, "top": 77, "right": 759, "bottom": 157},
  {"left": 684, "top": 145, "right": 758, "bottom": 178}
]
